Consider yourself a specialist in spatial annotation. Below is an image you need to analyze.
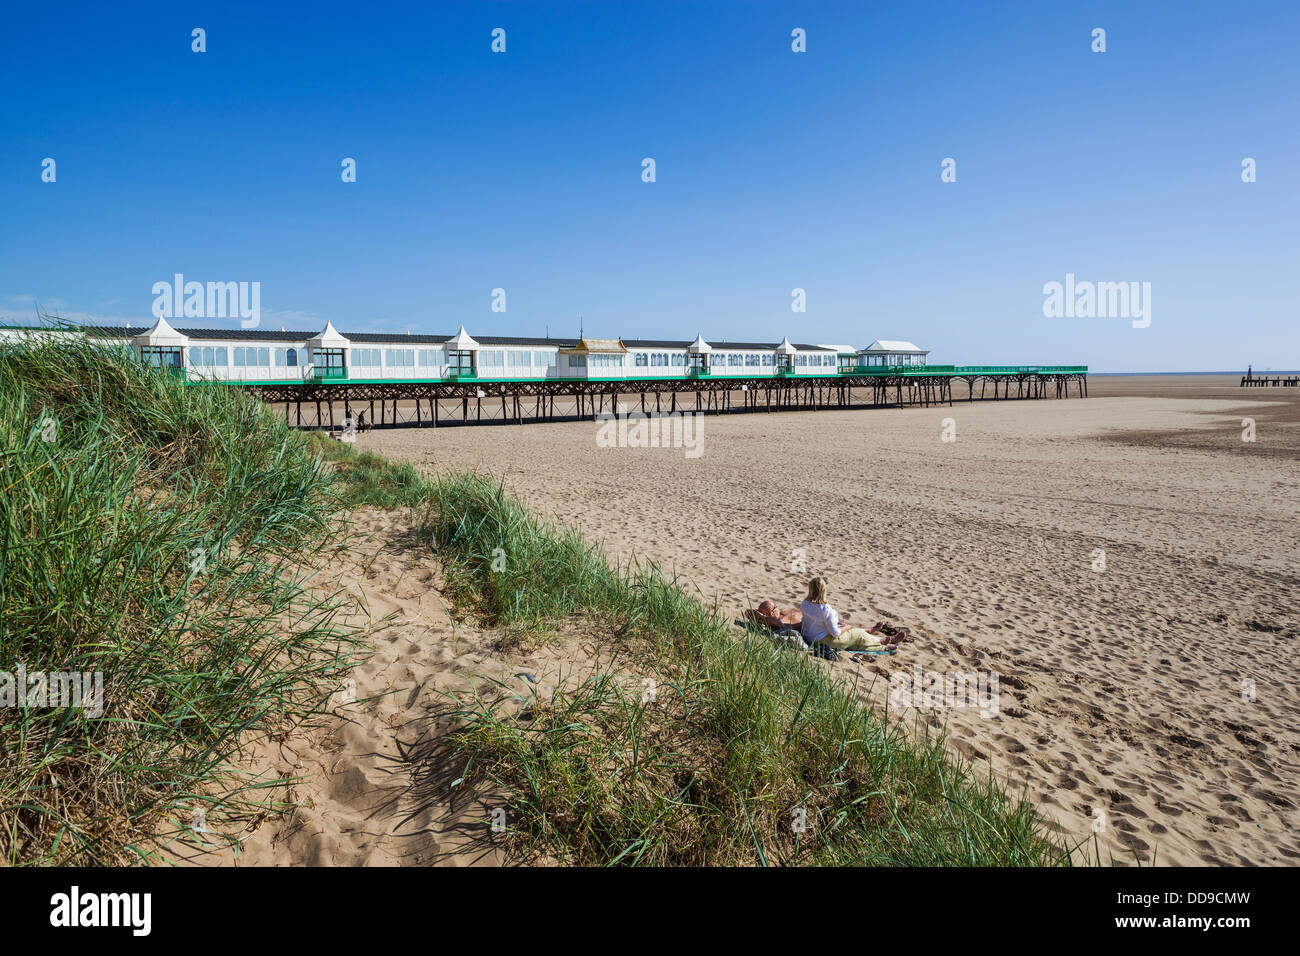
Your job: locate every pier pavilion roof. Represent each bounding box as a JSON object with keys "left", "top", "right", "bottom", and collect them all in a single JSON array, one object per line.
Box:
[
  {"left": 71, "top": 325, "right": 841, "bottom": 352},
  {"left": 863, "top": 340, "right": 927, "bottom": 353},
  {"left": 81, "top": 327, "right": 580, "bottom": 347},
  {"left": 563, "top": 336, "right": 627, "bottom": 353},
  {"left": 623, "top": 338, "right": 832, "bottom": 351}
]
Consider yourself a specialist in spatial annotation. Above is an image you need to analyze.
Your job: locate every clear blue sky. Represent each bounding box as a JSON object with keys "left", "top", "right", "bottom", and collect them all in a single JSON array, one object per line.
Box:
[{"left": 2, "top": 1, "right": 1296, "bottom": 371}]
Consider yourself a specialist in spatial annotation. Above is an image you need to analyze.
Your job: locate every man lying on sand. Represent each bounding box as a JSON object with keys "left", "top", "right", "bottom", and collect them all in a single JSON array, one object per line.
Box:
[{"left": 747, "top": 600, "right": 802, "bottom": 631}]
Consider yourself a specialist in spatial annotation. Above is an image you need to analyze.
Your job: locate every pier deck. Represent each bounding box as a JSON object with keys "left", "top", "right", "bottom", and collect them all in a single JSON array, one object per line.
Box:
[
  {"left": 238, "top": 367, "right": 1089, "bottom": 430},
  {"left": 1241, "top": 375, "right": 1299, "bottom": 387}
]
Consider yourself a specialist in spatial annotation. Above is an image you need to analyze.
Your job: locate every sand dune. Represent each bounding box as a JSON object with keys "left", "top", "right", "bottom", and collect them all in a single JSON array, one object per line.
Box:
[
  {"left": 171, "top": 509, "right": 582, "bottom": 867},
  {"left": 342, "top": 378, "right": 1299, "bottom": 866}
]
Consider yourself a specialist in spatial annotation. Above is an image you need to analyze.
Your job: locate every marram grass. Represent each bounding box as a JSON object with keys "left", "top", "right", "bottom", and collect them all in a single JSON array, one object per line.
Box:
[{"left": 0, "top": 333, "right": 359, "bottom": 864}]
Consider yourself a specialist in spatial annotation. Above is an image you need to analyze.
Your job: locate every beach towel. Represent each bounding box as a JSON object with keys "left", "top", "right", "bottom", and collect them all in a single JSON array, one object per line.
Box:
[
  {"left": 738, "top": 620, "right": 800, "bottom": 643},
  {"left": 736, "top": 619, "right": 903, "bottom": 659},
  {"left": 736, "top": 621, "right": 845, "bottom": 660}
]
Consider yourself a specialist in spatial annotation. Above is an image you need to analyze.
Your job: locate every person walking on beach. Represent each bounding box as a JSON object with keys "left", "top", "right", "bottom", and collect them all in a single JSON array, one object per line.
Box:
[{"left": 800, "top": 577, "right": 907, "bottom": 650}]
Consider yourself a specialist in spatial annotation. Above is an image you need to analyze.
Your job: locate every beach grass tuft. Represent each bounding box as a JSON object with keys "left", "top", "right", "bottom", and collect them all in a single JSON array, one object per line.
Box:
[{"left": 0, "top": 330, "right": 360, "bottom": 864}]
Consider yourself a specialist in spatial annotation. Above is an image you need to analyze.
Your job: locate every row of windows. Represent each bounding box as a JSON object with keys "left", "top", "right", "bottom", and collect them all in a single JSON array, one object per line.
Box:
[
  {"left": 180, "top": 345, "right": 841, "bottom": 372},
  {"left": 629, "top": 351, "right": 837, "bottom": 368},
  {"left": 189, "top": 345, "right": 301, "bottom": 369},
  {"left": 478, "top": 350, "right": 559, "bottom": 368},
  {"left": 354, "top": 349, "right": 443, "bottom": 367},
  {"left": 352, "top": 348, "right": 557, "bottom": 368},
  {"left": 634, "top": 352, "right": 680, "bottom": 367},
  {"left": 191, "top": 346, "right": 309, "bottom": 367},
  {"left": 568, "top": 354, "right": 626, "bottom": 368},
  {"left": 188, "top": 345, "right": 567, "bottom": 370},
  {"left": 234, "top": 347, "right": 271, "bottom": 367},
  {"left": 140, "top": 347, "right": 182, "bottom": 368},
  {"left": 191, "top": 347, "right": 229, "bottom": 367},
  {"left": 793, "top": 354, "right": 837, "bottom": 367},
  {"left": 864, "top": 355, "right": 926, "bottom": 366}
]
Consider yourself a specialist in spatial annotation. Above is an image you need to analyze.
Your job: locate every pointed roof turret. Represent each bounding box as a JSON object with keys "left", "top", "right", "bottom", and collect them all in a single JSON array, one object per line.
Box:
[
  {"left": 445, "top": 326, "right": 480, "bottom": 350},
  {"left": 308, "top": 320, "right": 349, "bottom": 348},
  {"left": 134, "top": 315, "right": 188, "bottom": 346}
]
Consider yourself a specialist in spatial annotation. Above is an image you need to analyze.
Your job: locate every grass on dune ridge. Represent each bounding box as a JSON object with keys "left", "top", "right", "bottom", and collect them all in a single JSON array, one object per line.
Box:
[
  {"left": 314, "top": 438, "right": 1083, "bottom": 866},
  {"left": 0, "top": 332, "right": 359, "bottom": 864}
]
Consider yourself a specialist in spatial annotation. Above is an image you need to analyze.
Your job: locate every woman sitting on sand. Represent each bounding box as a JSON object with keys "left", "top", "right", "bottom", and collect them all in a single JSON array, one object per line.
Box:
[{"left": 799, "top": 577, "right": 907, "bottom": 650}]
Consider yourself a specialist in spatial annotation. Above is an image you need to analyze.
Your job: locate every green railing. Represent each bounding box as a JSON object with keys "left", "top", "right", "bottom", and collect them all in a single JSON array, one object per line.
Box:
[
  {"left": 190, "top": 362, "right": 1089, "bottom": 388},
  {"left": 954, "top": 365, "right": 1087, "bottom": 375}
]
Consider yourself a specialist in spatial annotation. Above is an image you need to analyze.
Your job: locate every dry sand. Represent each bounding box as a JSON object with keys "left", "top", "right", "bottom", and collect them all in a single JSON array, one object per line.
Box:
[
  {"left": 327, "top": 373, "right": 1300, "bottom": 866},
  {"left": 169, "top": 509, "right": 588, "bottom": 867}
]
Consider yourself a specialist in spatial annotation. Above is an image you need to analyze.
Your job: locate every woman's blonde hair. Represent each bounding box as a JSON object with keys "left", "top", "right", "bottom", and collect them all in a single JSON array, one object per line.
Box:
[{"left": 805, "top": 576, "right": 827, "bottom": 604}]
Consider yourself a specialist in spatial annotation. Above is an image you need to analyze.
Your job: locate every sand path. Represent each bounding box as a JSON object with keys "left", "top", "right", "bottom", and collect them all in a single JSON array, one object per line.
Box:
[{"left": 170, "top": 509, "right": 580, "bottom": 866}]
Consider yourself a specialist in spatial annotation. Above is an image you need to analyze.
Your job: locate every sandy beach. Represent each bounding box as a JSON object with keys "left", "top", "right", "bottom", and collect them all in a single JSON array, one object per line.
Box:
[
  {"left": 336, "top": 374, "right": 1300, "bottom": 866},
  {"left": 14, "top": 0, "right": 1298, "bottom": 906}
]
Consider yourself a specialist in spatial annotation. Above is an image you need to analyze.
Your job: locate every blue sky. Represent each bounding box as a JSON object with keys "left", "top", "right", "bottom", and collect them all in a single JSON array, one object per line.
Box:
[{"left": 1, "top": 1, "right": 1296, "bottom": 371}]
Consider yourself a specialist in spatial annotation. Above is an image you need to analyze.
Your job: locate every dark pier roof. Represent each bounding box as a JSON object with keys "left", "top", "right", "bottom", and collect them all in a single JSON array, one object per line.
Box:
[{"left": 80, "top": 326, "right": 837, "bottom": 351}]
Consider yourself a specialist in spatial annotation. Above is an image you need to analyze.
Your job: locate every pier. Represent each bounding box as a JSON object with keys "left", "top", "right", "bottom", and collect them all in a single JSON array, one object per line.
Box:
[
  {"left": 6, "top": 322, "right": 1089, "bottom": 430},
  {"left": 245, "top": 366, "right": 1090, "bottom": 430},
  {"left": 1240, "top": 373, "right": 1299, "bottom": 387}
]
